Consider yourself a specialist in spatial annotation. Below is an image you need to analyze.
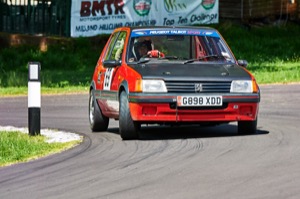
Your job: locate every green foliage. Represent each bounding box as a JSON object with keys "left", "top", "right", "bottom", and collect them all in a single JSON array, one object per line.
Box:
[
  {"left": 215, "top": 22, "right": 300, "bottom": 65},
  {"left": 211, "top": 22, "right": 300, "bottom": 83},
  {"left": 0, "top": 36, "right": 107, "bottom": 87},
  {"left": 0, "top": 131, "right": 78, "bottom": 167}
]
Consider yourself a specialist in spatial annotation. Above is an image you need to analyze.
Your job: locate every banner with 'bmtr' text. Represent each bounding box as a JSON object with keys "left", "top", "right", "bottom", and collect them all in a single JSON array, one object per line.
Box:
[{"left": 71, "top": 0, "right": 219, "bottom": 37}]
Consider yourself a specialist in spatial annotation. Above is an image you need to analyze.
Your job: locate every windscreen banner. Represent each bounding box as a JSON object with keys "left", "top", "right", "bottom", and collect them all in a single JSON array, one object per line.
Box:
[{"left": 71, "top": 0, "right": 219, "bottom": 37}]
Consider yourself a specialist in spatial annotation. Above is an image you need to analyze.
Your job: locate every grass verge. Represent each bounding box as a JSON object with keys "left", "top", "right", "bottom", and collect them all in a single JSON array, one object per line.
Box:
[
  {"left": 0, "top": 130, "right": 81, "bottom": 167},
  {"left": 0, "top": 86, "right": 89, "bottom": 97},
  {"left": 251, "top": 62, "right": 300, "bottom": 84}
]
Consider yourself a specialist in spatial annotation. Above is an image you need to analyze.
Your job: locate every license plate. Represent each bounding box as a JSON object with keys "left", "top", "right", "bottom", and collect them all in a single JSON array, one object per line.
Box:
[{"left": 177, "top": 96, "right": 223, "bottom": 107}]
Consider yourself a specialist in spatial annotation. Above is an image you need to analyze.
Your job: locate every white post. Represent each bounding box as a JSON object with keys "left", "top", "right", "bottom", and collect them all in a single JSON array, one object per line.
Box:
[{"left": 28, "top": 62, "right": 41, "bottom": 136}]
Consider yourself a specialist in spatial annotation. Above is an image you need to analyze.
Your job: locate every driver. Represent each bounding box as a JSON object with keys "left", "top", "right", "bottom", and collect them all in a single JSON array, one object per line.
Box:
[
  {"left": 137, "top": 43, "right": 149, "bottom": 58},
  {"left": 136, "top": 41, "right": 165, "bottom": 59},
  {"left": 132, "top": 38, "right": 165, "bottom": 61},
  {"left": 133, "top": 37, "right": 153, "bottom": 60}
]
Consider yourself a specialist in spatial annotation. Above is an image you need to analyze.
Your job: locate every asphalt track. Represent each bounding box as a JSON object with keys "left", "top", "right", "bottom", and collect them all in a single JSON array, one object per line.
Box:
[{"left": 0, "top": 84, "right": 300, "bottom": 199}]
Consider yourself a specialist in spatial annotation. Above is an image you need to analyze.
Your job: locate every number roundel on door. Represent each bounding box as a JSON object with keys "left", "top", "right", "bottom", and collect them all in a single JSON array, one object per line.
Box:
[{"left": 103, "top": 68, "right": 114, "bottom": 90}]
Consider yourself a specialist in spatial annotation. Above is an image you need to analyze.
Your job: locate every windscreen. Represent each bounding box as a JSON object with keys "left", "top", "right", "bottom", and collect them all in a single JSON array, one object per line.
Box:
[{"left": 127, "top": 28, "right": 235, "bottom": 63}]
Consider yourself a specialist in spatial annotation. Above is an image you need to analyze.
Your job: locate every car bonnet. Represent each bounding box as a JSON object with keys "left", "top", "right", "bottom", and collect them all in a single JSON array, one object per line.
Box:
[{"left": 129, "top": 62, "right": 251, "bottom": 80}]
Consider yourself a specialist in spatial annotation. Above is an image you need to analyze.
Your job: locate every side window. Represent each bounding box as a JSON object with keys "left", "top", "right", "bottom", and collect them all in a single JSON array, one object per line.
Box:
[
  {"left": 104, "top": 32, "right": 119, "bottom": 61},
  {"left": 104, "top": 31, "right": 127, "bottom": 61},
  {"left": 111, "top": 32, "right": 126, "bottom": 61}
]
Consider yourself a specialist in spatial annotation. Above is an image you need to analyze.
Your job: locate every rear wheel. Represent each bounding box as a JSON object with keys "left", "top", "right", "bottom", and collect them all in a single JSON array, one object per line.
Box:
[
  {"left": 238, "top": 118, "right": 257, "bottom": 135},
  {"left": 89, "top": 90, "right": 109, "bottom": 132},
  {"left": 119, "top": 91, "right": 140, "bottom": 140}
]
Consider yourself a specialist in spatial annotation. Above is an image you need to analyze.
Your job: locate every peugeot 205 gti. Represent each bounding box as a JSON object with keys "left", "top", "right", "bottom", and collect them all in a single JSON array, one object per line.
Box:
[{"left": 89, "top": 26, "right": 260, "bottom": 140}]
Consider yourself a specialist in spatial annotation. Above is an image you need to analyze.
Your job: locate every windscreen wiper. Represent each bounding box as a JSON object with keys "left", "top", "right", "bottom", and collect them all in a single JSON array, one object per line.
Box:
[
  {"left": 162, "top": 55, "right": 178, "bottom": 60},
  {"left": 183, "top": 55, "right": 227, "bottom": 64},
  {"left": 137, "top": 58, "right": 151, "bottom": 64}
]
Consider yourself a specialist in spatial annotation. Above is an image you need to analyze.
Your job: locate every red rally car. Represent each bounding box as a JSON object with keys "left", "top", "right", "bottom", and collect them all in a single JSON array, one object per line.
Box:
[{"left": 89, "top": 26, "right": 260, "bottom": 140}]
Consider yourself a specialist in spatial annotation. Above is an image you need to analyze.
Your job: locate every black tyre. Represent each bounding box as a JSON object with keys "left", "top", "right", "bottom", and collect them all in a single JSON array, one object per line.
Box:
[
  {"left": 89, "top": 90, "right": 109, "bottom": 132},
  {"left": 119, "top": 91, "right": 140, "bottom": 140},
  {"left": 238, "top": 118, "right": 257, "bottom": 135}
]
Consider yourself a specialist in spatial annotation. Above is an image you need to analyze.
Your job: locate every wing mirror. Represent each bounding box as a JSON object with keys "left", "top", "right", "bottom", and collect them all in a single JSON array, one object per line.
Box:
[
  {"left": 103, "top": 60, "right": 121, "bottom": 68},
  {"left": 237, "top": 60, "right": 248, "bottom": 68}
]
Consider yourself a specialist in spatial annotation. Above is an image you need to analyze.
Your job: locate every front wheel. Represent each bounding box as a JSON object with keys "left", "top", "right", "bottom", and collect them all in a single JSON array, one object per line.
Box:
[
  {"left": 89, "top": 90, "right": 109, "bottom": 132},
  {"left": 119, "top": 91, "right": 140, "bottom": 140},
  {"left": 238, "top": 118, "right": 257, "bottom": 135}
]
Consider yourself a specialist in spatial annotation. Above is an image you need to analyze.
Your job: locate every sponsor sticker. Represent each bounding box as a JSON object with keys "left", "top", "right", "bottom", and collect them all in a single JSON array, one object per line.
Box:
[
  {"left": 133, "top": 0, "right": 152, "bottom": 16},
  {"left": 201, "top": 0, "right": 216, "bottom": 10}
]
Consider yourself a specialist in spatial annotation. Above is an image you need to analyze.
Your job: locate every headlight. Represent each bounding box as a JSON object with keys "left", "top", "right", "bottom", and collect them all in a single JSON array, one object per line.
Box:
[
  {"left": 230, "top": 80, "right": 253, "bottom": 93},
  {"left": 142, "top": 80, "right": 167, "bottom": 93}
]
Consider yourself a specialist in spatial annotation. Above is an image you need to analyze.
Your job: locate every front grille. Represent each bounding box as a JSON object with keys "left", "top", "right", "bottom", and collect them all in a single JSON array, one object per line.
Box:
[{"left": 165, "top": 81, "right": 231, "bottom": 93}]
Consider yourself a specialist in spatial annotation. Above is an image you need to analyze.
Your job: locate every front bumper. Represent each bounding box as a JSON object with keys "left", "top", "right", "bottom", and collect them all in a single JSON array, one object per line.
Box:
[{"left": 129, "top": 93, "right": 260, "bottom": 123}]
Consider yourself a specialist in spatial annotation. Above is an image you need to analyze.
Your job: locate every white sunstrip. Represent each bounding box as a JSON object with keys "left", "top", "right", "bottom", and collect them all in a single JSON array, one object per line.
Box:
[
  {"left": 205, "top": 32, "right": 213, "bottom": 35},
  {"left": 103, "top": 68, "right": 114, "bottom": 90},
  {"left": 134, "top": 31, "right": 147, "bottom": 35}
]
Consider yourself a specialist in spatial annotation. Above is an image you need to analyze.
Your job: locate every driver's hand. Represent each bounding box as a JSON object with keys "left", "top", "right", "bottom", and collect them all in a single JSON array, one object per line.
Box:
[{"left": 147, "top": 50, "right": 165, "bottom": 58}]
